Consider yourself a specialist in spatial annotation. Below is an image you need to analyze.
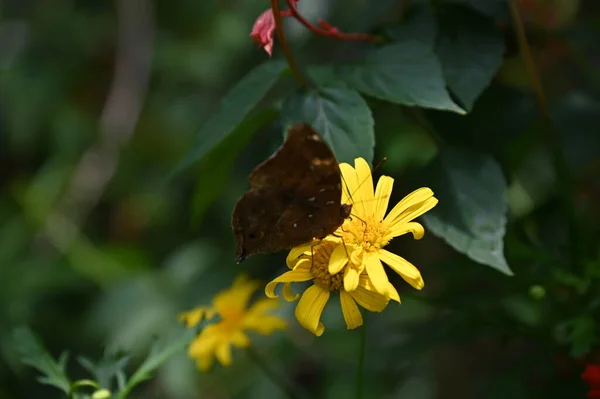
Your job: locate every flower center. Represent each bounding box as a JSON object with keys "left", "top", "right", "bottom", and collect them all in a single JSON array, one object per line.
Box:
[
  {"left": 309, "top": 241, "right": 343, "bottom": 292},
  {"left": 340, "top": 215, "right": 390, "bottom": 252}
]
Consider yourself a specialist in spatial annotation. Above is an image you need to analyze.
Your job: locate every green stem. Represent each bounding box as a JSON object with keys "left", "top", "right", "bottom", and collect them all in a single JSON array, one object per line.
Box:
[
  {"left": 508, "top": 0, "right": 581, "bottom": 270},
  {"left": 247, "top": 347, "right": 300, "bottom": 399},
  {"left": 355, "top": 314, "right": 367, "bottom": 399}
]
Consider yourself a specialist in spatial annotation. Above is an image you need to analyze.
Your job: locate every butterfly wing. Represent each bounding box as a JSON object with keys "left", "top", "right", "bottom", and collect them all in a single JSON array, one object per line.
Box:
[{"left": 231, "top": 123, "right": 350, "bottom": 262}]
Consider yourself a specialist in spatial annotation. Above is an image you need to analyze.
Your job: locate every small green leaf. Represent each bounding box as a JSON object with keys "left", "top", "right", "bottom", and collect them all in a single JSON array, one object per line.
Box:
[
  {"left": 436, "top": 6, "right": 505, "bottom": 110},
  {"left": 280, "top": 83, "right": 375, "bottom": 164},
  {"left": 171, "top": 60, "right": 287, "bottom": 175},
  {"left": 116, "top": 327, "right": 196, "bottom": 399},
  {"left": 422, "top": 147, "right": 513, "bottom": 275},
  {"left": 13, "top": 327, "right": 71, "bottom": 394},
  {"left": 338, "top": 42, "right": 464, "bottom": 114}
]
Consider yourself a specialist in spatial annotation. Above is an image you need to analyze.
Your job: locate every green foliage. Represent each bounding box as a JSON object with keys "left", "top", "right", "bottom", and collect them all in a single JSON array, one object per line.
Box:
[
  {"left": 338, "top": 42, "right": 464, "bottom": 114},
  {"left": 422, "top": 147, "right": 512, "bottom": 275},
  {"left": 13, "top": 327, "right": 71, "bottom": 394},
  {"left": 3, "top": 0, "right": 600, "bottom": 398},
  {"left": 13, "top": 326, "right": 195, "bottom": 398},
  {"left": 280, "top": 84, "right": 375, "bottom": 164}
]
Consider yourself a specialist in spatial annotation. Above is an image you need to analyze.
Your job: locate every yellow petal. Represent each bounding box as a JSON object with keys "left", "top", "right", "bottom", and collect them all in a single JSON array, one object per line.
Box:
[
  {"left": 350, "top": 275, "right": 389, "bottom": 312},
  {"left": 378, "top": 249, "right": 424, "bottom": 290},
  {"left": 283, "top": 282, "right": 299, "bottom": 302},
  {"left": 213, "top": 277, "right": 259, "bottom": 314},
  {"left": 178, "top": 307, "right": 210, "bottom": 328},
  {"left": 388, "top": 221, "right": 425, "bottom": 240},
  {"left": 295, "top": 284, "right": 330, "bottom": 336},
  {"left": 292, "top": 257, "right": 312, "bottom": 271},
  {"left": 247, "top": 298, "right": 280, "bottom": 315},
  {"left": 215, "top": 342, "right": 232, "bottom": 367},
  {"left": 197, "top": 354, "right": 214, "bottom": 372},
  {"left": 364, "top": 252, "right": 390, "bottom": 295},
  {"left": 351, "top": 158, "right": 375, "bottom": 217},
  {"left": 387, "top": 282, "right": 401, "bottom": 303},
  {"left": 340, "top": 291, "right": 363, "bottom": 329},
  {"left": 340, "top": 162, "right": 359, "bottom": 206},
  {"left": 265, "top": 269, "right": 313, "bottom": 299},
  {"left": 384, "top": 188, "right": 436, "bottom": 225},
  {"left": 329, "top": 244, "right": 349, "bottom": 274},
  {"left": 246, "top": 315, "right": 287, "bottom": 334},
  {"left": 286, "top": 243, "right": 313, "bottom": 268},
  {"left": 343, "top": 266, "right": 360, "bottom": 292},
  {"left": 230, "top": 331, "right": 251, "bottom": 348},
  {"left": 373, "top": 175, "right": 394, "bottom": 222}
]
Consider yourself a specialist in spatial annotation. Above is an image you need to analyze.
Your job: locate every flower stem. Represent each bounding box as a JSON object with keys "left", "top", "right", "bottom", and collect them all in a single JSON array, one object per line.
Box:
[
  {"left": 247, "top": 347, "right": 301, "bottom": 399},
  {"left": 283, "top": 0, "right": 380, "bottom": 43},
  {"left": 270, "top": 0, "right": 311, "bottom": 88},
  {"left": 355, "top": 314, "right": 367, "bottom": 399},
  {"left": 508, "top": 0, "right": 582, "bottom": 270}
]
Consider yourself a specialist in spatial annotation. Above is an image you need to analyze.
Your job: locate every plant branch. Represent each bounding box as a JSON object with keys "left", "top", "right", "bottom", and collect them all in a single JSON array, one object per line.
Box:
[
  {"left": 283, "top": 0, "right": 380, "bottom": 42},
  {"left": 270, "top": 0, "right": 311, "bottom": 88}
]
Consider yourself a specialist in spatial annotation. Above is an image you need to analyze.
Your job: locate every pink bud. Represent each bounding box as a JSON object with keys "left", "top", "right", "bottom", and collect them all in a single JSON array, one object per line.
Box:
[{"left": 250, "top": 9, "right": 276, "bottom": 56}]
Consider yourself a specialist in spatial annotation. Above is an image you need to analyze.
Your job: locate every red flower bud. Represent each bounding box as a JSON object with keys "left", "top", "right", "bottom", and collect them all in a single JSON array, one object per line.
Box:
[{"left": 250, "top": 9, "right": 275, "bottom": 56}]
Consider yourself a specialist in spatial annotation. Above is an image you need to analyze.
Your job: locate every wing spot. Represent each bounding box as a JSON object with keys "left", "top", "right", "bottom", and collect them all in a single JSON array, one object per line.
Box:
[
  {"left": 308, "top": 196, "right": 316, "bottom": 202},
  {"left": 308, "top": 214, "right": 313, "bottom": 218},
  {"left": 309, "top": 134, "right": 321, "bottom": 141},
  {"left": 336, "top": 183, "right": 341, "bottom": 190},
  {"left": 319, "top": 188, "right": 326, "bottom": 193},
  {"left": 293, "top": 222, "right": 298, "bottom": 228},
  {"left": 326, "top": 200, "right": 336, "bottom": 205}
]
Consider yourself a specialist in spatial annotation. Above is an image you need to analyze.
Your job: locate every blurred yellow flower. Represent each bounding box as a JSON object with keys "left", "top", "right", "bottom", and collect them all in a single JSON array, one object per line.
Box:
[
  {"left": 266, "top": 237, "right": 400, "bottom": 336},
  {"left": 333, "top": 158, "right": 438, "bottom": 296},
  {"left": 179, "top": 275, "right": 286, "bottom": 371}
]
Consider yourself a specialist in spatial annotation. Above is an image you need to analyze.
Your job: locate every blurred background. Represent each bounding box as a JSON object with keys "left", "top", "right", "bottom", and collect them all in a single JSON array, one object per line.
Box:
[{"left": 1, "top": 0, "right": 600, "bottom": 398}]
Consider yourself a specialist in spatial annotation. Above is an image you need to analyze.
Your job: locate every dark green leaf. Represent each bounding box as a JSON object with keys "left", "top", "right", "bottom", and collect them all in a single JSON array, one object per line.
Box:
[
  {"left": 171, "top": 60, "right": 287, "bottom": 175},
  {"left": 436, "top": 6, "right": 505, "bottom": 110},
  {"left": 13, "top": 327, "right": 71, "bottom": 394},
  {"left": 385, "top": 4, "right": 437, "bottom": 48},
  {"left": 338, "top": 42, "right": 464, "bottom": 114},
  {"left": 190, "top": 108, "right": 279, "bottom": 225},
  {"left": 422, "top": 147, "right": 512, "bottom": 275},
  {"left": 280, "top": 83, "right": 375, "bottom": 164}
]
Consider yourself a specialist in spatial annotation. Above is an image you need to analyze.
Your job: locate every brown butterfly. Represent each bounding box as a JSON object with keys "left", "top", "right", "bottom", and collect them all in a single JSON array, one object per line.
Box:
[{"left": 231, "top": 123, "right": 352, "bottom": 262}]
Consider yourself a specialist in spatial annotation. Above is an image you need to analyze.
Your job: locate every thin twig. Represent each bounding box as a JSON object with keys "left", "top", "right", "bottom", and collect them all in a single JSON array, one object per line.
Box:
[
  {"left": 270, "top": 0, "right": 311, "bottom": 88},
  {"left": 284, "top": 0, "right": 379, "bottom": 42}
]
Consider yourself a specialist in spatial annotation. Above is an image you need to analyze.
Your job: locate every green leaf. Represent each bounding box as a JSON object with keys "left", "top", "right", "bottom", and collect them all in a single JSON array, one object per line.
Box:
[
  {"left": 422, "top": 147, "right": 512, "bottom": 275},
  {"left": 171, "top": 60, "right": 287, "bottom": 176},
  {"left": 116, "top": 327, "right": 196, "bottom": 399},
  {"left": 337, "top": 42, "right": 464, "bottom": 114},
  {"left": 190, "top": 108, "right": 279, "bottom": 225},
  {"left": 385, "top": 3, "right": 437, "bottom": 48},
  {"left": 436, "top": 6, "right": 505, "bottom": 111},
  {"left": 13, "top": 327, "right": 71, "bottom": 394},
  {"left": 280, "top": 83, "right": 375, "bottom": 164}
]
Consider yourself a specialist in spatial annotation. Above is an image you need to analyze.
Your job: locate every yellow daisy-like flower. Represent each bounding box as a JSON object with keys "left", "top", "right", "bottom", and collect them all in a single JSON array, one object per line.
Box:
[
  {"left": 266, "top": 237, "right": 400, "bottom": 336},
  {"left": 179, "top": 275, "right": 286, "bottom": 371},
  {"left": 332, "top": 157, "right": 438, "bottom": 296}
]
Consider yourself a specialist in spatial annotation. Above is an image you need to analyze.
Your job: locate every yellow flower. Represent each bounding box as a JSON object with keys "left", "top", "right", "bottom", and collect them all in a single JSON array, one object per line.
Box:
[
  {"left": 266, "top": 237, "right": 400, "bottom": 336},
  {"left": 179, "top": 275, "right": 286, "bottom": 371},
  {"left": 333, "top": 157, "right": 438, "bottom": 296}
]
